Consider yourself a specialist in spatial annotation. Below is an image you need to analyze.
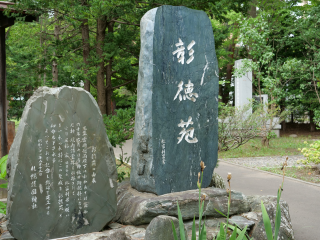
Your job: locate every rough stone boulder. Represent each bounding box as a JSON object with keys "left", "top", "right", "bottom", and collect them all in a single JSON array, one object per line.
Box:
[
  {"left": 245, "top": 195, "right": 294, "bottom": 240},
  {"left": 209, "top": 172, "right": 225, "bottom": 189},
  {"left": 115, "top": 181, "right": 250, "bottom": 225},
  {"left": 145, "top": 215, "right": 187, "bottom": 240}
]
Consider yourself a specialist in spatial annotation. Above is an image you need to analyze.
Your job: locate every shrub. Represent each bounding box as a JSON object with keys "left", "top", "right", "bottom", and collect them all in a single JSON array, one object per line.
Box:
[{"left": 298, "top": 140, "right": 320, "bottom": 165}]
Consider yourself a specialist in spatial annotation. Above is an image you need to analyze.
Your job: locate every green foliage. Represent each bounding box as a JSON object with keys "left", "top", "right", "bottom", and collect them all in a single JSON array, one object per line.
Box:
[
  {"left": 298, "top": 140, "right": 320, "bottom": 165},
  {"left": 0, "top": 155, "right": 8, "bottom": 214},
  {"left": 103, "top": 107, "right": 135, "bottom": 148},
  {"left": 266, "top": 131, "right": 277, "bottom": 140},
  {"left": 103, "top": 101, "right": 135, "bottom": 182},
  {"left": 313, "top": 110, "right": 320, "bottom": 129},
  {"left": 113, "top": 87, "right": 137, "bottom": 108},
  {"left": 0, "top": 155, "right": 8, "bottom": 180}
]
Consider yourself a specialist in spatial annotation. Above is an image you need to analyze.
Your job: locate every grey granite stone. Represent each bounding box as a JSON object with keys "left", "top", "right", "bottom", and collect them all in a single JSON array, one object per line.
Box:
[
  {"left": 209, "top": 172, "right": 225, "bottom": 189},
  {"left": 53, "top": 229, "right": 127, "bottom": 240},
  {"left": 6, "top": 86, "right": 118, "bottom": 240},
  {"left": 229, "top": 216, "right": 255, "bottom": 230},
  {"left": 115, "top": 181, "right": 249, "bottom": 225},
  {"left": 0, "top": 221, "right": 7, "bottom": 232},
  {"left": 131, "top": 5, "right": 219, "bottom": 195},
  {"left": 184, "top": 217, "right": 226, "bottom": 240},
  {"left": 247, "top": 195, "right": 294, "bottom": 240},
  {"left": 144, "top": 215, "right": 187, "bottom": 240},
  {"left": 0, "top": 232, "right": 15, "bottom": 240}
]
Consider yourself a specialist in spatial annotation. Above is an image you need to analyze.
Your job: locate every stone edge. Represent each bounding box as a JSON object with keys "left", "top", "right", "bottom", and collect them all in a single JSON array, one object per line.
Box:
[{"left": 130, "top": 7, "right": 158, "bottom": 193}]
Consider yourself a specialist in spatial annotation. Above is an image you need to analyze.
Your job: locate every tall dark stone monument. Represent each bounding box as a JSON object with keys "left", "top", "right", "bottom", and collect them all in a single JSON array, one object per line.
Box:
[
  {"left": 6, "top": 86, "right": 118, "bottom": 240},
  {"left": 131, "top": 6, "right": 219, "bottom": 195}
]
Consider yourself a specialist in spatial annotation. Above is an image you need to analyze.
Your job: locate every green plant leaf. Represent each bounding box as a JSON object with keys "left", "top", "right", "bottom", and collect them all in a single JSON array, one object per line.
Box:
[
  {"left": 0, "top": 155, "right": 8, "bottom": 179},
  {"left": 229, "top": 226, "right": 238, "bottom": 240},
  {"left": 191, "top": 216, "right": 196, "bottom": 240},
  {"left": 0, "top": 183, "right": 7, "bottom": 189},
  {"left": 214, "top": 208, "right": 227, "bottom": 218},
  {"left": 217, "top": 222, "right": 225, "bottom": 240},
  {"left": 176, "top": 201, "right": 186, "bottom": 240},
  {"left": 171, "top": 221, "right": 178, "bottom": 240},
  {"left": 274, "top": 188, "right": 282, "bottom": 240},
  {"left": 236, "top": 226, "right": 248, "bottom": 240},
  {"left": 223, "top": 223, "right": 249, "bottom": 240},
  {"left": 199, "top": 222, "right": 207, "bottom": 240},
  {"left": 261, "top": 200, "right": 274, "bottom": 240},
  {"left": 274, "top": 203, "right": 281, "bottom": 240}
]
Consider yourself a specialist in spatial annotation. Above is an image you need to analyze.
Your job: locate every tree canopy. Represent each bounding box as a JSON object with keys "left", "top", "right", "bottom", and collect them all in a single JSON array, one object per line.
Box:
[{"left": 4, "top": 0, "right": 320, "bottom": 127}]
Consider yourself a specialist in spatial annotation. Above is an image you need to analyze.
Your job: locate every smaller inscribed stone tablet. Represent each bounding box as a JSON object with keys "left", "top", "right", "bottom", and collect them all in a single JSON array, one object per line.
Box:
[
  {"left": 130, "top": 6, "right": 219, "bottom": 195},
  {"left": 6, "top": 86, "right": 117, "bottom": 240}
]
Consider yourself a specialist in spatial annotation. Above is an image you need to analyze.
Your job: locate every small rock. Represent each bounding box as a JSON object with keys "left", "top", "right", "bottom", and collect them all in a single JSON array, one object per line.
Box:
[
  {"left": 108, "top": 222, "right": 124, "bottom": 229},
  {"left": 229, "top": 216, "right": 255, "bottom": 230},
  {"left": 51, "top": 229, "right": 127, "bottom": 240},
  {"left": 145, "top": 215, "right": 186, "bottom": 240},
  {"left": 0, "top": 232, "right": 15, "bottom": 240},
  {"left": 241, "top": 212, "right": 258, "bottom": 221},
  {"left": 209, "top": 172, "right": 226, "bottom": 189},
  {"left": 124, "top": 225, "right": 146, "bottom": 239},
  {"left": 0, "top": 213, "right": 5, "bottom": 222},
  {"left": 184, "top": 217, "right": 225, "bottom": 240},
  {"left": 0, "top": 221, "right": 7, "bottom": 232},
  {"left": 289, "top": 134, "right": 297, "bottom": 138}
]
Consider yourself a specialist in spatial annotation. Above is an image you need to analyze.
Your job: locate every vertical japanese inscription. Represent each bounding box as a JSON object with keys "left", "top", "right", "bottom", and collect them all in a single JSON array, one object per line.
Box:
[
  {"left": 32, "top": 120, "right": 95, "bottom": 220},
  {"left": 82, "top": 126, "right": 88, "bottom": 214}
]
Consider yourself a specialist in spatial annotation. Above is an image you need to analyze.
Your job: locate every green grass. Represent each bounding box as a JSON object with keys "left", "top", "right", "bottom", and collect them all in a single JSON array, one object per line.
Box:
[
  {"left": 218, "top": 137, "right": 313, "bottom": 159},
  {"left": 258, "top": 165, "right": 320, "bottom": 184}
]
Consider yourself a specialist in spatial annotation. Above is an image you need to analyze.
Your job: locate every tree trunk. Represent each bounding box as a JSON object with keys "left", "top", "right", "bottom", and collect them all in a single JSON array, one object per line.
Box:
[
  {"left": 248, "top": 4, "right": 256, "bottom": 18},
  {"left": 310, "top": 110, "right": 316, "bottom": 132},
  {"left": 105, "top": 22, "right": 114, "bottom": 115},
  {"left": 96, "top": 17, "right": 107, "bottom": 114},
  {"left": 218, "top": 85, "right": 223, "bottom": 103},
  {"left": 81, "top": 1, "right": 90, "bottom": 92},
  {"left": 52, "top": 11, "right": 60, "bottom": 86},
  {"left": 39, "top": 16, "right": 42, "bottom": 83},
  {"left": 0, "top": 27, "right": 8, "bottom": 157},
  {"left": 223, "top": 42, "right": 235, "bottom": 104},
  {"left": 111, "top": 98, "right": 116, "bottom": 115},
  {"left": 280, "top": 103, "right": 286, "bottom": 132},
  {"left": 261, "top": 136, "right": 269, "bottom": 147}
]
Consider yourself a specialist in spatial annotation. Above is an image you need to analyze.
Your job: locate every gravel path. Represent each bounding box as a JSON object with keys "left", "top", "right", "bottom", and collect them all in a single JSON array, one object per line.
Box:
[{"left": 219, "top": 155, "right": 307, "bottom": 169}]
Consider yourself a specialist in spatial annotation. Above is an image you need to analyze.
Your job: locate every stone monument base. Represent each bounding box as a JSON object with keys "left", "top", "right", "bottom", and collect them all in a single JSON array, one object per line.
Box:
[{"left": 0, "top": 181, "right": 295, "bottom": 240}]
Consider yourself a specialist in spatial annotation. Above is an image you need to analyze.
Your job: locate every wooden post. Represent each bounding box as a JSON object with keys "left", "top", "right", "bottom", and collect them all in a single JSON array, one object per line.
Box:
[{"left": 0, "top": 26, "right": 8, "bottom": 158}]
